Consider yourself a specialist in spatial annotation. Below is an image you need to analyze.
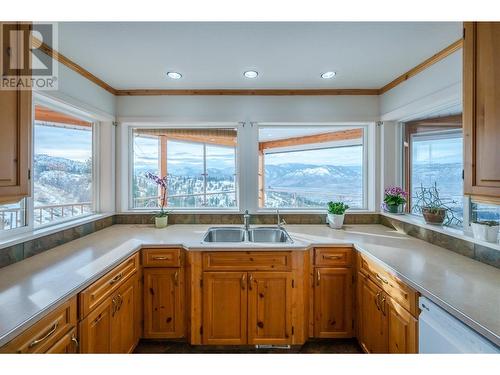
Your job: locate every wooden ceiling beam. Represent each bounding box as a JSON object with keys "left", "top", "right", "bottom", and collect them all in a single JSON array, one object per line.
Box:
[{"left": 259, "top": 128, "right": 363, "bottom": 151}]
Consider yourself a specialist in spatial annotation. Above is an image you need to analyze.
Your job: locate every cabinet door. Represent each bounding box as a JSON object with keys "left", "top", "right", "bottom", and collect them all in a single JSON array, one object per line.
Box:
[
  {"left": 386, "top": 297, "right": 418, "bottom": 354},
  {"left": 111, "top": 276, "right": 139, "bottom": 353},
  {"left": 143, "top": 268, "right": 184, "bottom": 339},
  {"left": 357, "top": 273, "right": 388, "bottom": 353},
  {"left": 0, "top": 22, "right": 32, "bottom": 203},
  {"left": 247, "top": 272, "right": 292, "bottom": 345},
  {"left": 202, "top": 272, "right": 247, "bottom": 345},
  {"left": 314, "top": 267, "right": 353, "bottom": 338},
  {"left": 45, "top": 328, "right": 78, "bottom": 354},
  {"left": 464, "top": 22, "right": 500, "bottom": 197},
  {"left": 79, "top": 298, "right": 113, "bottom": 353}
]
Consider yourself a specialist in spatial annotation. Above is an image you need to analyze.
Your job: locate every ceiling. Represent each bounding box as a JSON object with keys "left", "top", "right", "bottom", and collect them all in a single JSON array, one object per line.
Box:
[{"left": 52, "top": 22, "right": 462, "bottom": 90}]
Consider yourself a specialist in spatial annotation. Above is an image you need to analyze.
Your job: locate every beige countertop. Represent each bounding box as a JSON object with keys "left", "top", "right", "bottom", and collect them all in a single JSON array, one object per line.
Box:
[{"left": 0, "top": 224, "right": 499, "bottom": 347}]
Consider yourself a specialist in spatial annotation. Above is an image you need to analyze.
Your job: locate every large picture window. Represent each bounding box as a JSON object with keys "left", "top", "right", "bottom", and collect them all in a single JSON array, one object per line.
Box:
[
  {"left": 132, "top": 128, "right": 238, "bottom": 209},
  {"left": 404, "top": 116, "right": 463, "bottom": 225},
  {"left": 258, "top": 126, "right": 366, "bottom": 209},
  {"left": 33, "top": 106, "right": 95, "bottom": 227}
]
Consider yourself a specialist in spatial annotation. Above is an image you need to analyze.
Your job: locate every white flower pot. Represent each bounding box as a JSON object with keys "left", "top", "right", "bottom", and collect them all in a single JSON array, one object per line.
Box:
[
  {"left": 471, "top": 223, "right": 499, "bottom": 243},
  {"left": 154, "top": 216, "right": 168, "bottom": 229},
  {"left": 327, "top": 213, "right": 345, "bottom": 229}
]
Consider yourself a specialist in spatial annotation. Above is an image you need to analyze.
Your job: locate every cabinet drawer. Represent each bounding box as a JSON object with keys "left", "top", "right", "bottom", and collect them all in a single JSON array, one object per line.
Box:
[
  {"left": 45, "top": 327, "right": 78, "bottom": 354},
  {"left": 315, "top": 247, "right": 352, "bottom": 267},
  {"left": 203, "top": 251, "right": 292, "bottom": 271},
  {"left": 357, "top": 253, "right": 418, "bottom": 316},
  {"left": 79, "top": 253, "right": 138, "bottom": 319},
  {"left": 0, "top": 297, "right": 77, "bottom": 354},
  {"left": 142, "top": 248, "right": 181, "bottom": 267}
]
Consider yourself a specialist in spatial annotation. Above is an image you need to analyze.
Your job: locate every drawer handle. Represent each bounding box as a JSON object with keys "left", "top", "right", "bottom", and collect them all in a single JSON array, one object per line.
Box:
[
  {"left": 374, "top": 292, "right": 381, "bottom": 311},
  {"left": 29, "top": 321, "right": 59, "bottom": 348},
  {"left": 109, "top": 272, "right": 123, "bottom": 285},
  {"left": 323, "top": 254, "right": 342, "bottom": 260},
  {"left": 380, "top": 295, "right": 386, "bottom": 316},
  {"left": 152, "top": 256, "right": 168, "bottom": 260},
  {"left": 375, "top": 273, "right": 388, "bottom": 284},
  {"left": 316, "top": 270, "right": 321, "bottom": 286},
  {"left": 248, "top": 273, "right": 254, "bottom": 290},
  {"left": 174, "top": 271, "right": 179, "bottom": 286}
]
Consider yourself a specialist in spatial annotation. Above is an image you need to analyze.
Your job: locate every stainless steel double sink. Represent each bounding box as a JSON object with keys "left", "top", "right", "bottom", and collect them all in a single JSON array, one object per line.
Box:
[{"left": 202, "top": 226, "right": 293, "bottom": 244}]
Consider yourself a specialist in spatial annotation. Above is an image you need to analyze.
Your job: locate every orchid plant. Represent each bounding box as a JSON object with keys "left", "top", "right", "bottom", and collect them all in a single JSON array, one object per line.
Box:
[
  {"left": 383, "top": 186, "right": 408, "bottom": 208},
  {"left": 145, "top": 172, "right": 170, "bottom": 218}
]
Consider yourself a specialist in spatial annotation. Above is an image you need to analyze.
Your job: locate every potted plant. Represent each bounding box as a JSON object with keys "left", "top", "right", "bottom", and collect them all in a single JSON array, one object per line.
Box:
[
  {"left": 327, "top": 201, "right": 349, "bottom": 229},
  {"left": 145, "top": 172, "right": 170, "bottom": 228},
  {"left": 412, "top": 183, "right": 461, "bottom": 226},
  {"left": 383, "top": 186, "right": 407, "bottom": 214},
  {"left": 471, "top": 220, "right": 500, "bottom": 243}
]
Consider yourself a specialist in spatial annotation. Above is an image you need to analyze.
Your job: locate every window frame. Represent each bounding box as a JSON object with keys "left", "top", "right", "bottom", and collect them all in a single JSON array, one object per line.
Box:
[
  {"left": 127, "top": 123, "right": 241, "bottom": 212},
  {"left": 403, "top": 115, "right": 463, "bottom": 213},
  {"left": 254, "top": 123, "right": 372, "bottom": 213},
  {"left": 0, "top": 95, "right": 101, "bottom": 239}
]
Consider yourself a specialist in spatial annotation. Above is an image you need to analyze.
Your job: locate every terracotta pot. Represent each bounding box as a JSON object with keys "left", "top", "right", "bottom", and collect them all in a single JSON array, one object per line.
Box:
[{"left": 422, "top": 207, "right": 446, "bottom": 225}]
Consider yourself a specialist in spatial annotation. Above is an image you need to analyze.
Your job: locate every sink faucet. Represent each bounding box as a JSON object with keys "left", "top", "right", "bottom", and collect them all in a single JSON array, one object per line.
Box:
[
  {"left": 276, "top": 209, "right": 286, "bottom": 228},
  {"left": 243, "top": 210, "right": 250, "bottom": 231}
]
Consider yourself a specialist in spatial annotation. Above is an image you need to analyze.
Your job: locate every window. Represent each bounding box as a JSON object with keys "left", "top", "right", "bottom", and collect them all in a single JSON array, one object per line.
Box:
[
  {"left": 0, "top": 199, "right": 26, "bottom": 232},
  {"left": 33, "top": 106, "right": 94, "bottom": 227},
  {"left": 258, "top": 126, "right": 366, "bottom": 209},
  {"left": 132, "top": 128, "right": 238, "bottom": 209},
  {"left": 404, "top": 116, "right": 463, "bottom": 226},
  {"left": 471, "top": 201, "right": 500, "bottom": 223}
]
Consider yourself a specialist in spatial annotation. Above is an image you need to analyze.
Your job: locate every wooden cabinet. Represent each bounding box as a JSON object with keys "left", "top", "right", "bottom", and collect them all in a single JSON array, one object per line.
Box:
[
  {"left": 314, "top": 267, "right": 353, "bottom": 338},
  {"left": 356, "top": 253, "right": 419, "bottom": 354},
  {"left": 201, "top": 253, "right": 296, "bottom": 346},
  {"left": 0, "top": 297, "right": 78, "bottom": 354},
  {"left": 247, "top": 272, "right": 292, "bottom": 345},
  {"left": 357, "top": 273, "right": 387, "bottom": 353},
  {"left": 312, "top": 247, "right": 354, "bottom": 339},
  {"left": 78, "top": 254, "right": 140, "bottom": 353},
  {"left": 0, "top": 22, "right": 32, "bottom": 204},
  {"left": 79, "top": 274, "right": 139, "bottom": 353},
  {"left": 463, "top": 22, "right": 500, "bottom": 198},
  {"left": 202, "top": 271, "right": 248, "bottom": 345},
  {"left": 143, "top": 268, "right": 184, "bottom": 338}
]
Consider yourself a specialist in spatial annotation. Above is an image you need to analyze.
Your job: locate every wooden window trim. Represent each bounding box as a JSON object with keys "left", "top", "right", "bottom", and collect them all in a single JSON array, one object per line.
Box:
[{"left": 403, "top": 115, "right": 462, "bottom": 212}]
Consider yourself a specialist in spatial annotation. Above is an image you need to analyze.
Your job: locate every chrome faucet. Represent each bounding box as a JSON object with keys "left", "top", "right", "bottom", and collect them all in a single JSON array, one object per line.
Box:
[
  {"left": 243, "top": 210, "right": 251, "bottom": 231},
  {"left": 276, "top": 209, "right": 286, "bottom": 228}
]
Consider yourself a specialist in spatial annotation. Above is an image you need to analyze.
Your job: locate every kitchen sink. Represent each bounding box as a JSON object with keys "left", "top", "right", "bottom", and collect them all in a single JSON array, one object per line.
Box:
[
  {"left": 202, "top": 227, "right": 246, "bottom": 242},
  {"left": 248, "top": 227, "right": 293, "bottom": 243}
]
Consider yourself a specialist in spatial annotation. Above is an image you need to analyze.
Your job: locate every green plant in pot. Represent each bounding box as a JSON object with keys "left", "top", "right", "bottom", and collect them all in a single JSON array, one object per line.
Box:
[
  {"left": 145, "top": 172, "right": 171, "bottom": 228},
  {"left": 327, "top": 201, "right": 349, "bottom": 229},
  {"left": 383, "top": 186, "right": 407, "bottom": 214}
]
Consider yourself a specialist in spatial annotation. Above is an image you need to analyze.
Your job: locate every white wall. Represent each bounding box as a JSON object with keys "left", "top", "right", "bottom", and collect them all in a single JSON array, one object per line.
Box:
[
  {"left": 116, "top": 95, "right": 380, "bottom": 123},
  {"left": 379, "top": 50, "right": 462, "bottom": 122}
]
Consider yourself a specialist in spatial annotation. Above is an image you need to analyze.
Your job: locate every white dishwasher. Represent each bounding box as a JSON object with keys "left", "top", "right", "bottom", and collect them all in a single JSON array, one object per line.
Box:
[{"left": 419, "top": 297, "right": 499, "bottom": 353}]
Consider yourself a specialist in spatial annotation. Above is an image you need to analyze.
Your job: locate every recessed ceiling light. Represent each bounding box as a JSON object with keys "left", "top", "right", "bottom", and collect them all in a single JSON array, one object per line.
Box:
[
  {"left": 167, "top": 71, "right": 182, "bottom": 79},
  {"left": 321, "top": 71, "right": 336, "bottom": 79},
  {"left": 244, "top": 70, "right": 258, "bottom": 79}
]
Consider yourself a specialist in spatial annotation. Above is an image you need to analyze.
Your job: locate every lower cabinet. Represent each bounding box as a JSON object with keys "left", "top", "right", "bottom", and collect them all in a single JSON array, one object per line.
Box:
[
  {"left": 357, "top": 272, "right": 418, "bottom": 354},
  {"left": 79, "top": 273, "right": 140, "bottom": 353},
  {"left": 143, "top": 268, "right": 184, "bottom": 338},
  {"left": 314, "top": 267, "right": 353, "bottom": 338},
  {"left": 202, "top": 271, "right": 293, "bottom": 345},
  {"left": 45, "top": 328, "right": 79, "bottom": 354}
]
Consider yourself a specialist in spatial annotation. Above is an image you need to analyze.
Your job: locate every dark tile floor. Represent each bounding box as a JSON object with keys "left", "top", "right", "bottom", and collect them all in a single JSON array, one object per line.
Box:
[{"left": 134, "top": 338, "right": 363, "bottom": 354}]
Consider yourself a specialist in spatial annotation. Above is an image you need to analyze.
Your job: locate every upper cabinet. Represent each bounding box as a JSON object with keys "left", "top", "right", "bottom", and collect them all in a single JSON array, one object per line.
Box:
[
  {"left": 463, "top": 22, "right": 500, "bottom": 199},
  {"left": 0, "top": 22, "right": 32, "bottom": 204}
]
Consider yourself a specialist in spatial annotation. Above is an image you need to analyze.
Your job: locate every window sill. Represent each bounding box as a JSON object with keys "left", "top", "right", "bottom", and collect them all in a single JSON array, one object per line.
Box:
[
  {"left": 380, "top": 211, "right": 500, "bottom": 251},
  {"left": 0, "top": 213, "right": 114, "bottom": 250}
]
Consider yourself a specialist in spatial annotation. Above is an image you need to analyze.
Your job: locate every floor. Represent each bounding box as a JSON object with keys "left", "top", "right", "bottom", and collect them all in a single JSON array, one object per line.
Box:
[{"left": 134, "top": 339, "right": 363, "bottom": 354}]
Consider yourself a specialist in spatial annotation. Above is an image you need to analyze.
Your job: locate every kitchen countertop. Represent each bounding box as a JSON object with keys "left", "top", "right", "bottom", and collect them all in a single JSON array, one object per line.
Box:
[{"left": 0, "top": 224, "right": 499, "bottom": 347}]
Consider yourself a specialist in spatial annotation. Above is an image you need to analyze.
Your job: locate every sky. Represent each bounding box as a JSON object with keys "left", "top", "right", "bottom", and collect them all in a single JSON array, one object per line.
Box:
[
  {"left": 412, "top": 135, "right": 462, "bottom": 164},
  {"left": 265, "top": 145, "right": 362, "bottom": 166},
  {"left": 34, "top": 123, "right": 92, "bottom": 162}
]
